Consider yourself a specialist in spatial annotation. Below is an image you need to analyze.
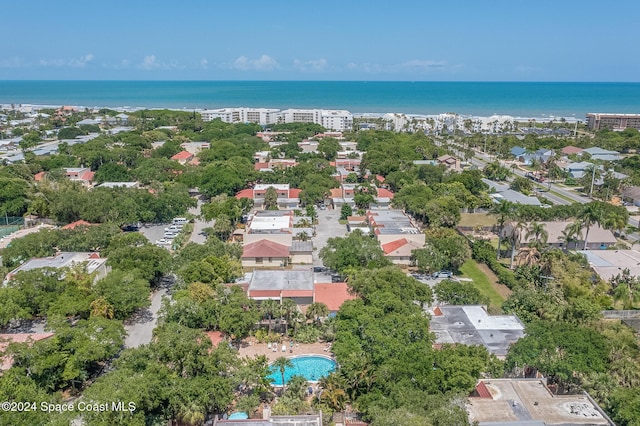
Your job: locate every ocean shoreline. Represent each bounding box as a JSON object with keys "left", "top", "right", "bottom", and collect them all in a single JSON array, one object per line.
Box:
[
  {"left": 0, "top": 103, "right": 587, "bottom": 123},
  {"left": 0, "top": 81, "right": 638, "bottom": 119}
]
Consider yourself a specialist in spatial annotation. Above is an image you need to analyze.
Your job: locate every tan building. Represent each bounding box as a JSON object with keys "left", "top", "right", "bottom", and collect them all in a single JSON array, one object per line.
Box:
[
  {"left": 587, "top": 113, "right": 640, "bottom": 131},
  {"left": 468, "top": 378, "right": 613, "bottom": 425}
]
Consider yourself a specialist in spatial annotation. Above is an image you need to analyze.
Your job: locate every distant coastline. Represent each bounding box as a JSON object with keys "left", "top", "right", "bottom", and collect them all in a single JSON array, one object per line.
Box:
[{"left": 1, "top": 81, "right": 639, "bottom": 119}]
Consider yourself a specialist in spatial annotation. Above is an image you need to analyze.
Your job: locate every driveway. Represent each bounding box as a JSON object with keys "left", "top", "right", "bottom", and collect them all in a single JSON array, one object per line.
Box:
[
  {"left": 188, "top": 199, "right": 214, "bottom": 245},
  {"left": 123, "top": 287, "right": 167, "bottom": 348},
  {"left": 311, "top": 208, "right": 349, "bottom": 267}
]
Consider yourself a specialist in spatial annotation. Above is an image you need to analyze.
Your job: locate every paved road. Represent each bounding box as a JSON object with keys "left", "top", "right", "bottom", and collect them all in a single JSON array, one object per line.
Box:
[
  {"left": 472, "top": 149, "right": 640, "bottom": 240},
  {"left": 311, "top": 208, "right": 348, "bottom": 267},
  {"left": 124, "top": 288, "right": 167, "bottom": 348},
  {"left": 188, "top": 199, "right": 214, "bottom": 245}
]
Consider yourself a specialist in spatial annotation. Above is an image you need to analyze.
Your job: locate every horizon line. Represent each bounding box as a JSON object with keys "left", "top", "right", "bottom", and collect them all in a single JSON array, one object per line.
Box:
[{"left": 1, "top": 79, "right": 640, "bottom": 84}]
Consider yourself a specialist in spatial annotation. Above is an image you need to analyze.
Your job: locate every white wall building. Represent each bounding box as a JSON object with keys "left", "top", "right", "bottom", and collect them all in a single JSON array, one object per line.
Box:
[{"left": 199, "top": 107, "right": 353, "bottom": 131}]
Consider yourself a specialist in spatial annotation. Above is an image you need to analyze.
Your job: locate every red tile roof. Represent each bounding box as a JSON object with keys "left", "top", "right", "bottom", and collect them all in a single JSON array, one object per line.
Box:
[
  {"left": 235, "top": 188, "right": 254, "bottom": 199},
  {"left": 330, "top": 188, "right": 342, "bottom": 198},
  {"left": 381, "top": 238, "right": 409, "bottom": 255},
  {"left": 254, "top": 162, "right": 270, "bottom": 170},
  {"left": 561, "top": 145, "right": 584, "bottom": 155},
  {"left": 242, "top": 239, "right": 290, "bottom": 258},
  {"left": 171, "top": 151, "right": 194, "bottom": 161},
  {"left": 289, "top": 188, "right": 302, "bottom": 199},
  {"left": 189, "top": 157, "right": 201, "bottom": 166},
  {"left": 0, "top": 333, "right": 54, "bottom": 370},
  {"left": 34, "top": 171, "right": 46, "bottom": 181},
  {"left": 282, "top": 290, "right": 314, "bottom": 298},
  {"left": 433, "top": 306, "right": 443, "bottom": 316},
  {"left": 475, "top": 381, "right": 493, "bottom": 399},
  {"left": 376, "top": 188, "right": 394, "bottom": 199},
  {"left": 375, "top": 174, "right": 385, "bottom": 183},
  {"left": 313, "top": 282, "right": 356, "bottom": 312},
  {"left": 80, "top": 170, "right": 95, "bottom": 181},
  {"left": 61, "top": 220, "right": 95, "bottom": 230},
  {"left": 206, "top": 331, "right": 225, "bottom": 347},
  {"left": 248, "top": 290, "right": 282, "bottom": 298}
]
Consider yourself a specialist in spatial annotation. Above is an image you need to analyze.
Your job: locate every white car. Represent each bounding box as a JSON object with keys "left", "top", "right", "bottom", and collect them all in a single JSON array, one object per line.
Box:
[
  {"left": 164, "top": 232, "right": 177, "bottom": 239},
  {"left": 155, "top": 238, "right": 168, "bottom": 245}
]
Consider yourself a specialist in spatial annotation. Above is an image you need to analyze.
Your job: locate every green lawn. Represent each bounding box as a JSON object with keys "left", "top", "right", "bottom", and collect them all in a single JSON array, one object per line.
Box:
[
  {"left": 459, "top": 213, "right": 497, "bottom": 227},
  {"left": 458, "top": 259, "right": 507, "bottom": 313}
]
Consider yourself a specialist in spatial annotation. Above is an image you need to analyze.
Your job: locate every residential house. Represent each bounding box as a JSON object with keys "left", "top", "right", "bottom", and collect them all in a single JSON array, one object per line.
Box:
[
  {"left": 94, "top": 181, "right": 139, "bottom": 189},
  {"left": 517, "top": 148, "right": 554, "bottom": 165},
  {"left": 290, "top": 241, "right": 313, "bottom": 264},
  {"left": 63, "top": 167, "right": 95, "bottom": 187},
  {"left": 213, "top": 413, "right": 323, "bottom": 426},
  {"left": 241, "top": 240, "right": 290, "bottom": 268},
  {"left": 180, "top": 141, "right": 210, "bottom": 154},
  {"left": 239, "top": 270, "right": 354, "bottom": 313},
  {"left": 235, "top": 184, "right": 301, "bottom": 209},
  {"left": 579, "top": 249, "right": 640, "bottom": 282},
  {"left": 298, "top": 140, "right": 319, "bottom": 153},
  {"left": 468, "top": 378, "right": 613, "bottom": 425},
  {"left": 561, "top": 145, "right": 584, "bottom": 156},
  {"left": 436, "top": 154, "right": 462, "bottom": 171},
  {"left": 503, "top": 221, "right": 617, "bottom": 250},
  {"left": 3, "top": 252, "right": 110, "bottom": 286},
  {"left": 312, "top": 282, "right": 356, "bottom": 314},
  {"left": 429, "top": 305, "right": 525, "bottom": 358},
  {"left": 510, "top": 146, "right": 527, "bottom": 158},
  {"left": 170, "top": 150, "right": 194, "bottom": 165},
  {"left": 482, "top": 179, "right": 542, "bottom": 206},
  {"left": 564, "top": 162, "right": 628, "bottom": 184},
  {"left": 330, "top": 184, "right": 394, "bottom": 209},
  {"left": 581, "top": 146, "right": 621, "bottom": 162},
  {"left": 622, "top": 186, "right": 640, "bottom": 206},
  {"left": 381, "top": 238, "right": 424, "bottom": 265},
  {"left": 367, "top": 210, "right": 425, "bottom": 246}
]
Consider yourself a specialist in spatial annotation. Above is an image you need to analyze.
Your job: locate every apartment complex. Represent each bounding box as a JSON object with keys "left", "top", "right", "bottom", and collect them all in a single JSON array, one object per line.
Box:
[
  {"left": 198, "top": 107, "right": 353, "bottom": 131},
  {"left": 586, "top": 113, "right": 640, "bottom": 131}
]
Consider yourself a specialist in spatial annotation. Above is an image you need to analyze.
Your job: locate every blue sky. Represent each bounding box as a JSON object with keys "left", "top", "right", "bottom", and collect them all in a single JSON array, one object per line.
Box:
[{"left": 1, "top": 0, "right": 639, "bottom": 81}]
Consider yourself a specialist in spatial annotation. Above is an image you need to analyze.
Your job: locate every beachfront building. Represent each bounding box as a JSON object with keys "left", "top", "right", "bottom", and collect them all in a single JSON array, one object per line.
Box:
[
  {"left": 587, "top": 113, "right": 640, "bottom": 131},
  {"left": 199, "top": 108, "right": 280, "bottom": 126},
  {"left": 198, "top": 107, "right": 353, "bottom": 131}
]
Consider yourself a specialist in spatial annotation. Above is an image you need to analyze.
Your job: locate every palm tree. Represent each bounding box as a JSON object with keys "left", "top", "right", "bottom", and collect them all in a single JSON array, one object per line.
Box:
[
  {"left": 517, "top": 246, "right": 541, "bottom": 267},
  {"left": 578, "top": 202, "right": 605, "bottom": 250},
  {"left": 306, "top": 302, "right": 330, "bottom": 325},
  {"left": 260, "top": 299, "right": 280, "bottom": 333},
  {"left": 281, "top": 298, "right": 299, "bottom": 336},
  {"left": 508, "top": 220, "right": 526, "bottom": 269},
  {"left": 490, "top": 200, "right": 516, "bottom": 260},
  {"left": 319, "top": 374, "right": 348, "bottom": 411},
  {"left": 525, "top": 222, "right": 548, "bottom": 251},
  {"left": 559, "top": 221, "right": 583, "bottom": 252},
  {"left": 272, "top": 356, "right": 293, "bottom": 389},
  {"left": 611, "top": 269, "right": 640, "bottom": 309}
]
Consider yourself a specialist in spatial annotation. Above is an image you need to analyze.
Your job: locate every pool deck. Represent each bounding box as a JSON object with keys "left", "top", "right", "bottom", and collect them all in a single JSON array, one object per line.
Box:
[{"left": 237, "top": 339, "right": 333, "bottom": 362}]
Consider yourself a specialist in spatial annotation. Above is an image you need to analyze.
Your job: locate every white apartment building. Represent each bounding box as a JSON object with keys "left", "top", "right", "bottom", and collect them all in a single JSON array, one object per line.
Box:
[
  {"left": 199, "top": 107, "right": 353, "bottom": 131},
  {"left": 199, "top": 108, "right": 280, "bottom": 126}
]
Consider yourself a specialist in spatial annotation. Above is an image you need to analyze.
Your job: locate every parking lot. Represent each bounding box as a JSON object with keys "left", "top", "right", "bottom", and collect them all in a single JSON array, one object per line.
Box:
[{"left": 311, "top": 207, "right": 349, "bottom": 267}]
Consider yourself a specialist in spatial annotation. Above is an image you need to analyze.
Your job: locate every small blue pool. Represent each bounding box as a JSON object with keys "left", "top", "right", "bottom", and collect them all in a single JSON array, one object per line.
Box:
[
  {"left": 228, "top": 412, "right": 248, "bottom": 420},
  {"left": 268, "top": 355, "right": 337, "bottom": 386}
]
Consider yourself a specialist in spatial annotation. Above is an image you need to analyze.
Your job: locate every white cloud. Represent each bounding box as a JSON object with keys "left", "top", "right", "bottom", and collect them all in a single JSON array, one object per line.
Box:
[
  {"left": 39, "top": 54, "right": 95, "bottom": 68},
  {"left": 138, "top": 55, "right": 183, "bottom": 71},
  {"left": 293, "top": 58, "right": 328, "bottom": 72},
  {"left": 0, "top": 57, "right": 27, "bottom": 68},
  {"left": 232, "top": 54, "right": 279, "bottom": 71},
  {"left": 394, "top": 59, "right": 447, "bottom": 72},
  {"left": 142, "top": 55, "right": 159, "bottom": 70},
  {"left": 200, "top": 58, "right": 209, "bottom": 68}
]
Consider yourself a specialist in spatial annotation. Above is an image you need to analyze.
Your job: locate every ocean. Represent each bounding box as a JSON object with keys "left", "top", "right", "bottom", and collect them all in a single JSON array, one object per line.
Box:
[{"left": 0, "top": 81, "right": 639, "bottom": 118}]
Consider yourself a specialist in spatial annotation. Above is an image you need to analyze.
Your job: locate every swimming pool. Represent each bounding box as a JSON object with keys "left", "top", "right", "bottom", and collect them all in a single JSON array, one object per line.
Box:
[{"left": 268, "top": 355, "right": 337, "bottom": 386}]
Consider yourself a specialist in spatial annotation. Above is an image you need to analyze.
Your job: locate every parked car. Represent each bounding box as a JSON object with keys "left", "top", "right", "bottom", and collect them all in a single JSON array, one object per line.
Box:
[
  {"left": 155, "top": 238, "right": 168, "bottom": 245},
  {"left": 164, "top": 225, "right": 181, "bottom": 232},
  {"left": 164, "top": 232, "right": 177, "bottom": 239},
  {"left": 432, "top": 271, "right": 454, "bottom": 279}
]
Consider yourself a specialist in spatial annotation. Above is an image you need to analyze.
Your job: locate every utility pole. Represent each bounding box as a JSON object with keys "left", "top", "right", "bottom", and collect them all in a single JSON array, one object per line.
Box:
[{"left": 589, "top": 165, "right": 596, "bottom": 198}]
